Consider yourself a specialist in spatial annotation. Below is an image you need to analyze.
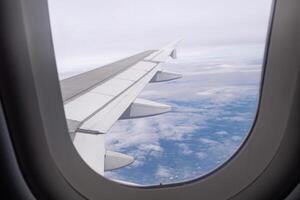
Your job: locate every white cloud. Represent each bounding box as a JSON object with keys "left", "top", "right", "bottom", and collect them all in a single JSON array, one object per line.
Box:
[
  {"left": 196, "top": 152, "right": 207, "bottom": 160},
  {"left": 104, "top": 55, "right": 260, "bottom": 183},
  {"left": 106, "top": 111, "right": 203, "bottom": 165},
  {"left": 222, "top": 112, "right": 255, "bottom": 122},
  {"left": 177, "top": 143, "right": 193, "bottom": 155},
  {"left": 200, "top": 137, "right": 242, "bottom": 165},
  {"left": 156, "top": 165, "right": 171, "bottom": 178},
  {"left": 48, "top": 0, "right": 272, "bottom": 79},
  {"left": 231, "top": 136, "right": 243, "bottom": 142},
  {"left": 215, "top": 131, "right": 228, "bottom": 136},
  {"left": 199, "top": 138, "right": 220, "bottom": 146}
]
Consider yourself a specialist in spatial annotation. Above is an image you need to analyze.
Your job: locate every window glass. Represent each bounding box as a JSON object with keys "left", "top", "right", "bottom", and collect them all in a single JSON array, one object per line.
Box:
[{"left": 49, "top": 0, "right": 273, "bottom": 186}]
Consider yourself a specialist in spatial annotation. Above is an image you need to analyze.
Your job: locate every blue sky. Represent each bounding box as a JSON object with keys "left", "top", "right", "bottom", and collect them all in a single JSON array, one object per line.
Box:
[{"left": 48, "top": 0, "right": 273, "bottom": 185}]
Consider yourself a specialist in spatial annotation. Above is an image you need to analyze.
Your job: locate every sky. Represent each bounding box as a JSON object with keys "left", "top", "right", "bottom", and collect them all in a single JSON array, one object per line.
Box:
[
  {"left": 48, "top": 0, "right": 273, "bottom": 185},
  {"left": 48, "top": 0, "right": 272, "bottom": 78}
]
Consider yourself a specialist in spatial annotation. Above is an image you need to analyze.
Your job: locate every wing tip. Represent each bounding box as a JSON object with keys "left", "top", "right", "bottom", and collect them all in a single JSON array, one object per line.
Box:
[{"left": 163, "top": 38, "right": 183, "bottom": 50}]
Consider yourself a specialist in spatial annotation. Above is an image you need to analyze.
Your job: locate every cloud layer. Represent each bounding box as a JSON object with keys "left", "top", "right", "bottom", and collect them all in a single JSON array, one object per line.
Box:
[
  {"left": 104, "top": 45, "right": 262, "bottom": 185},
  {"left": 48, "top": 0, "right": 272, "bottom": 79}
]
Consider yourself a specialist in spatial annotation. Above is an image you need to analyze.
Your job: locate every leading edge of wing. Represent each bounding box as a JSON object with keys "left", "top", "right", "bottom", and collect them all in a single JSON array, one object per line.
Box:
[{"left": 60, "top": 50, "right": 156, "bottom": 103}]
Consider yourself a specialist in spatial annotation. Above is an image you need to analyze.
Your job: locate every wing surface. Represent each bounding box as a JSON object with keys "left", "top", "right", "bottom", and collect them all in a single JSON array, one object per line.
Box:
[{"left": 61, "top": 40, "right": 182, "bottom": 175}]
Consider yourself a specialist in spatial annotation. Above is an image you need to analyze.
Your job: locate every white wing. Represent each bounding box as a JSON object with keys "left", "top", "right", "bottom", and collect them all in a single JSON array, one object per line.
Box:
[{"left": 60, "top": 40, "right": 182, "bottom": 175}]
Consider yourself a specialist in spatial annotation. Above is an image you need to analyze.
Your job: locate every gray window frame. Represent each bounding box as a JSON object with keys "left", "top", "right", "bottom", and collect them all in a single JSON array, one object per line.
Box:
[{"left": 1, "top": 0, "right": 300, "bottom": 199}]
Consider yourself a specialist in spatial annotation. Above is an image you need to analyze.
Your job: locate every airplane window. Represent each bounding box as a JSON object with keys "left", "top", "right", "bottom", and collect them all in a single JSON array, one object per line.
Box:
[{"left": 48, "top": 0, "right": 273, "bottom": 186}]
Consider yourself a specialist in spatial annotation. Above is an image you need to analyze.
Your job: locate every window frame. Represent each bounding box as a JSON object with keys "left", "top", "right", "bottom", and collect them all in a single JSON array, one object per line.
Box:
[{"left": 1, "top": 0, "right": 300, "bottom": 199}]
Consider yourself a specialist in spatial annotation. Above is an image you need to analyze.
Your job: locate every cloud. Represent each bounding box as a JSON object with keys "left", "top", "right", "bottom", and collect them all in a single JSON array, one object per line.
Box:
[
  {"left": 106, "top": 111, "right": 202, "bottom": 168},
  {"left": 103, "top": 47, "right": 262, "bottom": 184},
  {"left": 215, "top": 131, "right": 228, "bottom": 136},
  {"left": 156, "top": 165, "right": 171, "bottom": 178},
  {"left": 196, "top": 152, "right": 207, "bottom": 160},
  {"left": 196, "top": 86, "right": 258, "bottom": 104},
  {"left": 231, "top": 136, "right": 242, "bottom": 142},
  {"left": 177, "top": 143, "right": 193, "bottom": 155},
  {"left": 199, "top": 138, "right": 220, "bottom": 146},
  {"left": 49, "top": 0, "right": 272, "bottom": 80}
]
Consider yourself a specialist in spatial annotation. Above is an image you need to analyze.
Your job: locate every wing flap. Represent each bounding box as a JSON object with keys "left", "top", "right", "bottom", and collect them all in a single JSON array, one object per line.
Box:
[
  {"left": 104, "top": 151, "right": 134, "bottom": 171},
  {"left": 150, "top": 70, "right": 183, "bottom": 83},
  {"left": 73, "top": 133, "right": 106, "bottom": 175},
  {"left": 119, "top": 98, "right": 171, "bottom": 120}
]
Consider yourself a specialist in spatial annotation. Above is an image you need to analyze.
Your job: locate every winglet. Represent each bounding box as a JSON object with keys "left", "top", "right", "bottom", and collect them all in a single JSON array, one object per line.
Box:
[
  {"left": 144, "top": 39, "right": 183, "bottom": 62},
  {"left": 162, "top": 38, "right": 183, "bottom": 50},
  {"left": 170, "top": 49, "right": 177, "bottom": 59}
]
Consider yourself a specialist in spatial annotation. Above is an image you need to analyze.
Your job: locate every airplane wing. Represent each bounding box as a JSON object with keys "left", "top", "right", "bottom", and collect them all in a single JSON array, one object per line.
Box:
[{"left": 60, "top": 40, "right": 182, "bottom": 175}]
